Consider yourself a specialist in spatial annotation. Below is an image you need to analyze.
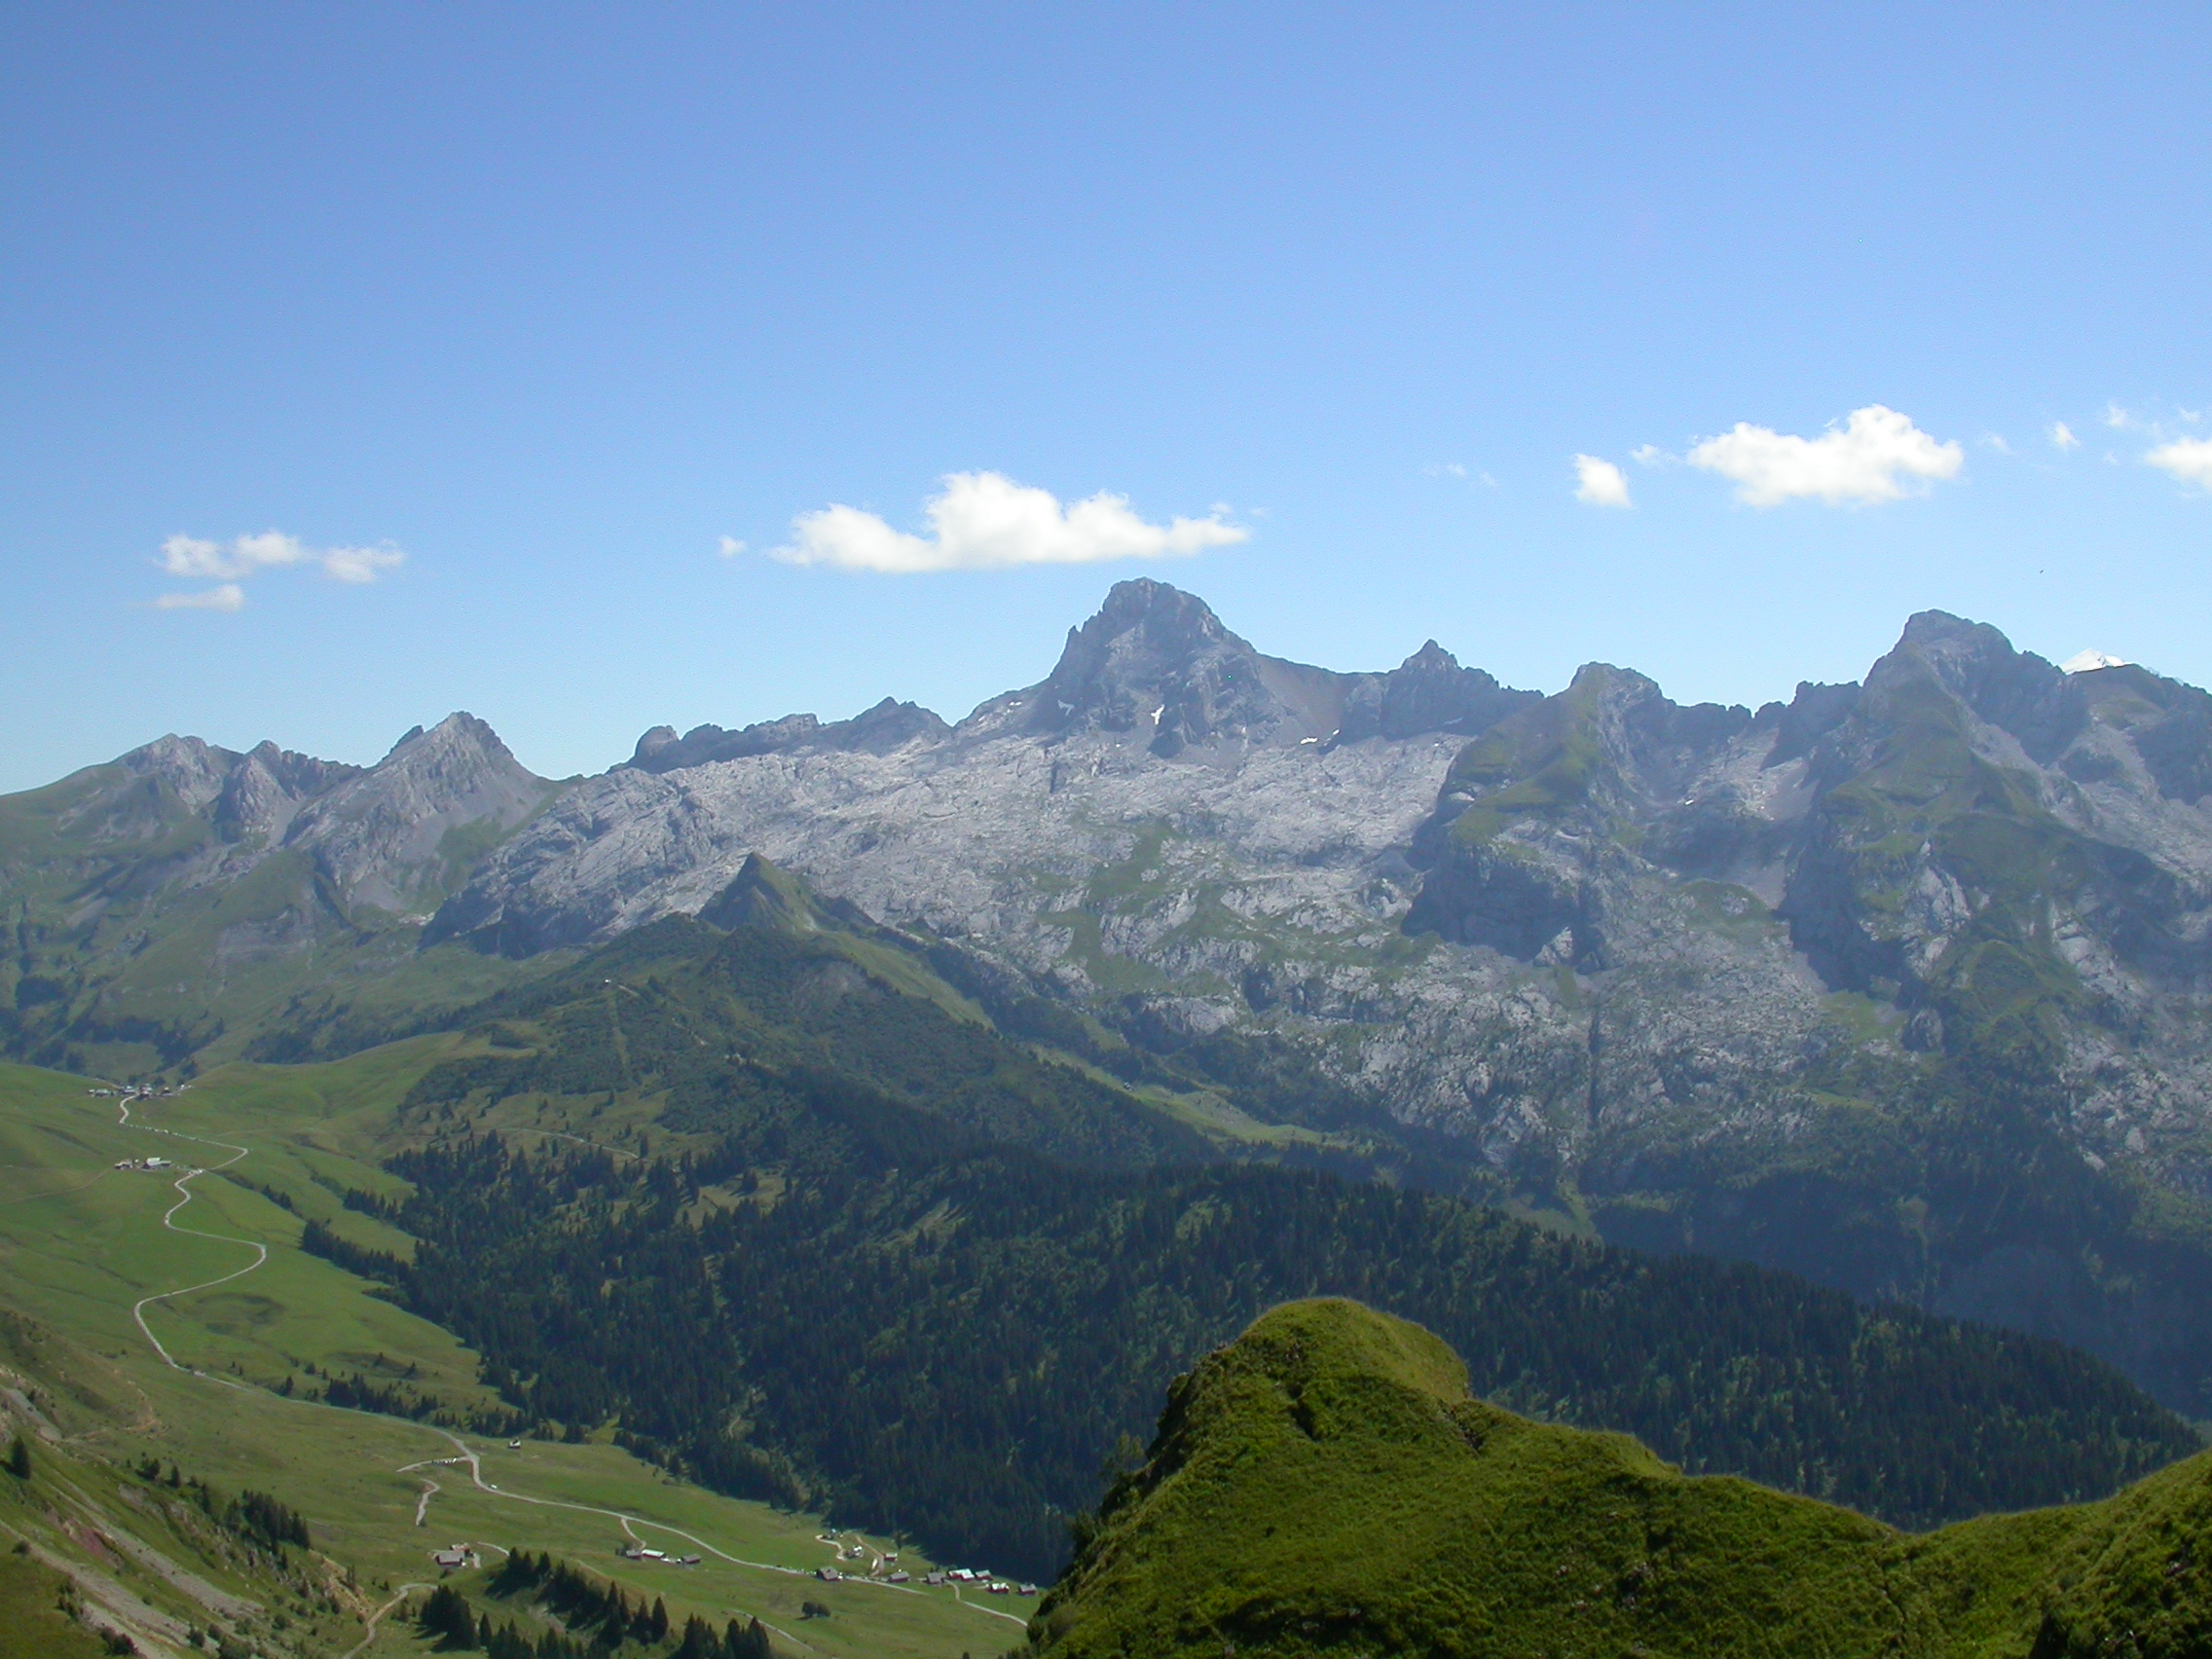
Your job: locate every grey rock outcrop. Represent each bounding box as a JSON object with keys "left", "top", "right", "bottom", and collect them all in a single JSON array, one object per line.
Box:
[
  {"left": 627, "top": 698, "right": 952, "bottom": 773},
  {"left": 280, "top": 714, "right": 551, "bottom": 914},
  {"left": 48, "top": 712, "right": 553, "bottom": 922}
]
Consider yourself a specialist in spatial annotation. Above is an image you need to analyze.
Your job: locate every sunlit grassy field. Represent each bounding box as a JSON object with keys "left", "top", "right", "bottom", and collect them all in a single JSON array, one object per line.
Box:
[{"left": 0, "top": 1054, "right": 1035, "bottom": 1659}]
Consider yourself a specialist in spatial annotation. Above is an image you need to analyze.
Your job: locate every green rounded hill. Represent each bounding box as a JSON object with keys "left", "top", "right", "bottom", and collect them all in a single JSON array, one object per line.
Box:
[{"left": 1035, "top": 1299, "right": 2212, "bottom": 1659}]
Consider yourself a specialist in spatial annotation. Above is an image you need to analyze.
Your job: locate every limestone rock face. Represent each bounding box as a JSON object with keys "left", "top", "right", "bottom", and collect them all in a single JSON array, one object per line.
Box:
[
  {"left": 46, "top": 712, "right": 552, "bottom": 921},
  {"left": 21, "top": 579, "right": 2212, "bottom": 1406},
  {"left": 425, "top": 587, "right": 2212, "bottom": 1409},
  {"left": 625, "top": 698, "right": 951, "bottom": 773},
  {"left": 436, "top": 596, "right": 2212, "bottom": 1209},
  {"left": 281, "top": 714, "right": 550, "bottom": 914}
]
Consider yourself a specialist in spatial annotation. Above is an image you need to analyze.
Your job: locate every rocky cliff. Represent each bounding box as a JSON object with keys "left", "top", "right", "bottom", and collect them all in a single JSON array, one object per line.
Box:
[
  {"left": 425, "top": 583, "right": 2212, "bottom": 1409},
  {"left": 15, "top": 581, "right": 2212, "bottom": 1412}
]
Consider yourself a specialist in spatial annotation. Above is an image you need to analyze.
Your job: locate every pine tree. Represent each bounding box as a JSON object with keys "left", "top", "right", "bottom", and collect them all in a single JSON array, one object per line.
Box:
[
  {"left": 6, "top": 1435, "right": 30, "bottom": 1479},
  {"left": 649, "top": 1597, "right": 670, "bottom": 1642},
  {"left": 418, "top": 1583, "right": 482, "bottom": 1648}
]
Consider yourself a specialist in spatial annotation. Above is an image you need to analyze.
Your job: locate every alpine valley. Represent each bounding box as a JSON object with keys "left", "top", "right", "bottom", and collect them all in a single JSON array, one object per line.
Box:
[{"left": 10, "top": 580, "right": 2212, "bottom": 1658}]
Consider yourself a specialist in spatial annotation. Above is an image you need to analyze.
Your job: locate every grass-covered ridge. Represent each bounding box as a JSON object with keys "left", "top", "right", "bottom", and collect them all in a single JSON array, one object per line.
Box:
[{"left": 1035, "top": 1299, "right": 2212, "bottom": 1659}]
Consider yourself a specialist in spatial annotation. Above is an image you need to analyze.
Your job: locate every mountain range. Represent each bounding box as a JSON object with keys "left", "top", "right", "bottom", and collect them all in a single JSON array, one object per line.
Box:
[{"left": 9, "top": 578, "right": 2212, "bottom": 1414}]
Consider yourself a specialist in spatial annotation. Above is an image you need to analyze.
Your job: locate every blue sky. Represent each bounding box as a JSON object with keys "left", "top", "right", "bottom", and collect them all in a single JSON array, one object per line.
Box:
[{"left": 4, "top": 4, "right": 2209, "bottom": 790}]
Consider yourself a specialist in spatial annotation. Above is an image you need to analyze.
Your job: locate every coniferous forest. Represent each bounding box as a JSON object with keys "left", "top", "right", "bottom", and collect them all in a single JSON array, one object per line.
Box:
[{"left": 312, "top": 1056, "right": 2196, "bottom": 1582}]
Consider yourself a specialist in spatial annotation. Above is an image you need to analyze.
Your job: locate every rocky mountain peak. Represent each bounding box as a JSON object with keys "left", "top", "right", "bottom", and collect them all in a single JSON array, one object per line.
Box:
[
  {"left": 624, "top": 697, "right": 950, "bottom": 775},
  {"left": 1026, "top": 579, "right": 1260, "bottom": 749},
  {"left": 80, "top": 733, "right": 361, "bottom": 848},
  {"left": 214, "top": 741, "right": 365, "bottom": 844},
  {"left": 697, "top": 851, "right": 877, "bottom": 937},
  {"left": 381, "top": 711, "right": 523, "bottom": 774},
  {"left": 114, "top": 734, "right": 235, "bottom": 813},
  {"left": 1862, "top": 611, "right": 2084, "bottom": 764},
  {"left": 1088, "top": 576, "right": 1232, "bottom": 646},
  {"left": 281, "top": 712, "right": 552, "bottom": 914},
  {"left": 243, "top": 739, "right": 358, "bottom": 797},
  {"left": 1337, "top": 643, "right": 1536, "bottom": 744}
]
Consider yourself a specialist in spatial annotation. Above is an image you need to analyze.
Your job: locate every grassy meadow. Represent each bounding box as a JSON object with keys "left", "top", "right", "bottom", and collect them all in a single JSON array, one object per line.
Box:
[{"left": 0, "top": 1052, "right": 1035, "bottom": 1659}]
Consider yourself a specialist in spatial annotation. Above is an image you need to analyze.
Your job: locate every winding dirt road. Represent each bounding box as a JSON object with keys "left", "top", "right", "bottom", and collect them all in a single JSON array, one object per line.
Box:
[
  {"left": 109, "top": 1097, "right": 1030, "bottom": 1643},
  {"left": 117, "top": 1099, "right": 265, "bottom": 1373},
  {"left": 335, "top": 1582, "right": 432, "bottom": 1659}
]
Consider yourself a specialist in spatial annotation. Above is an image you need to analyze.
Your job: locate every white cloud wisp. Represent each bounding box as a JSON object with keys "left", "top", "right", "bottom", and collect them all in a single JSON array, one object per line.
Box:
[
  {"left": 772, "top": 472, "right": 1247, "bottom": 573},
  {"left": 2050, "top": 422, "right": 2080, "bottom": 451},
  {"left": 2147, "top": 436, "right": 2212, "bottom": 490},
  {"left": 153, "top": 583, "right": 247, "bottom": 613},
  {"left": 1687, "top": 405, "right": 1964, "bottom": 506},
  {"left": 1572, "top": 455, "right": 1634, "bottom": 508},
  {"left": 153, "top": 530, "right": 404, "bottom": 610}
]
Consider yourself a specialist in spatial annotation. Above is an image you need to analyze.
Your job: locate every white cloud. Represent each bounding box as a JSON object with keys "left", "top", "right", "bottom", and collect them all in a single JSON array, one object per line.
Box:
[
  {"left": 1630, "top": 444, "right": 1674, "bottom": 467},
  {"left": 718, "top": 536, "right": 747, "bottom": 558},
  {"left": 155, "top": 530, "right": 403, "bottom": 599},
  {"left": 1686, "top": 405, "right": 1963, "bottom": 506},
  {"left": 2104, "top": 401, "right": 2136, "bottom": 430},
  {"left": 1572, "top": 455, "right": 1633, "bottom": 508},
  {"left": 1980, "top": 432, "right": 2011, "bottom": 454},
  {"left": 154, "top": 583, "right": 247, "bottom": 613},
  {"left": 2049, "top": 422, "right": 2080, "bottom": 451},
  {"left": 161, "top": 531, "right": 309, "bottom": 579},
  {"left": 772, "top": 471, "right": 1247, "bottom": 573},
  {"left": 321, "top": 544, "right": 406, "bottom": 584},
  {"left": 2147, "top": 436, "right": 2212, "bottom": 489}
]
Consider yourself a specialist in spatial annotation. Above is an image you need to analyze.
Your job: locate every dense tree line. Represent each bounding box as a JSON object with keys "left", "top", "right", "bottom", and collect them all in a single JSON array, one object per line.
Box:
[
  {"left": 227, "top": 1488, "right": 310, "bottom": 1552},
  {"left": 424, "top": 1551, "right": 776, "bottom": 1659},
  {"left": 310, "top": 1079, "right": 2197, "bottom": 1583},
  {"left": 300, "top": 908, "right": 2202, "bottom": 1581},
  {"left": 319, "top": 1367, "right": 437, "bottom": 1418},
  {"left": 129, "top": 1457, "right": 309, "bottom": 1553}
]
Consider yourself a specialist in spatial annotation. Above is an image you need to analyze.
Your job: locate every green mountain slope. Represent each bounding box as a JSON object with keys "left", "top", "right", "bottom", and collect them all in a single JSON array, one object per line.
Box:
[
  {"left": 1034, "top": 1299, "right": 2212, "bottom": 1659},
  {"left": 1402, "top": 616, "right": 2212, "bottom": 1416},
  {"left": 5, "top": 849, "right": 2205, "bottom": 1643},
  {"left": 287, "top": 903, "right": 2196, "bottom": 1585},
  {"left": 0, "top": 1055, "right": 1061, "bottom": 1659},
  {"left": 0, "top": 719, "right": 559, "bottom": 1078},
  {"left": 403, "top": 873, "right": 1215, "bottom": 1169}
]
